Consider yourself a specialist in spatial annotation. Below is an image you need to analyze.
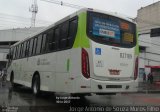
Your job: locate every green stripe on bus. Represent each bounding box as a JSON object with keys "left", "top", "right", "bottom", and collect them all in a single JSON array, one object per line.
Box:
[
  {"left": 135, "top": 28, "right": 139, "bottom": 55},
  {"left": 73, "top": 12, "right": 90, "bottom": 48}
]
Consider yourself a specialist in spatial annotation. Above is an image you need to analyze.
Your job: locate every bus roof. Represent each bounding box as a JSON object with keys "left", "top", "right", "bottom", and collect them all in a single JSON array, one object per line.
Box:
[{"left": 11, "top": 8, "right": 136, "bottom": 47}]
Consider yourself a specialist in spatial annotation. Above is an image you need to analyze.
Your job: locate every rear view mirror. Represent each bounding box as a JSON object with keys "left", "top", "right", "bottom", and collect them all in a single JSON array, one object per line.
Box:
[
  {"left": 6, "top": 54, "right": 13, "bottom": 60},
  {"left": 6, "top": 54, "right": 9, "bottom": 59}
]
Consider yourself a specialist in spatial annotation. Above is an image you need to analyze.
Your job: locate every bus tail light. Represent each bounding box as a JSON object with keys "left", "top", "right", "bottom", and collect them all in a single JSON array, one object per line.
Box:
[
  {"left": 81, "top": 48, "right": 90, "bottom": 79},
  {"left": 134, "top": 57, "right": 139, "bottom": 80}
]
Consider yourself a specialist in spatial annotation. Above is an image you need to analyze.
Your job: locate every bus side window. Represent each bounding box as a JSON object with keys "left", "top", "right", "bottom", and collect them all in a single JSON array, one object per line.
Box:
[
  {"left": 29, "top": 39, "right": 34, "bottom": 56},
  {"left": 13, "top": 47, "right": 16, "bottom": 59},
  {"left": 68, "top": 17, "right": 78, "bottom": 47},
  {"left": 50, "top": 29, "right": 57, "bottom": 51},
  {"left": 59, "top": 21, "right": 69, "bottom": 49},
  {"left": 8, "top": 47, "right": 13, "bottom": 61},
  {"left": 7, "top": 48, "right": 11, "bottom": 64},
  {"left": 41, "top": 34, "right": 47, "bottom": 53},
  {"left": 46, "top": 29, "right": 54, "bottom": 52},
  {"left": 22, "top": 42, "right": 27, "bottom": 58},
  {"left": 55, "top": 27, "right": 60, "bottom": 50},
  {"left": 32, "top": 37, "right": 37, "bottom": 55},
  {"left": 20, "top": 43, "right": 24, "bottom": 58},
  {"left": 10, "top": 48, "right": 13, "bottom": 60},
  {"left": 15, "top": 46, "right": 18, "bottom": 59},
  {"left": 17, "top": 45, "right": 21, "bottom": 59},
  {"left": 26, "top": 40, "right": 30, "bottom": 57},
  {"left": 36, "top": 35, "right": 42, "bottom": 54}
]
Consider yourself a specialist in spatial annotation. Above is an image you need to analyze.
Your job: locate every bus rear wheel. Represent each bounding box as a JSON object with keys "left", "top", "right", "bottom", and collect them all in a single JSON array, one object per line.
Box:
[{"left": 32, "top": 75, "right": 40, "bottom": 96}]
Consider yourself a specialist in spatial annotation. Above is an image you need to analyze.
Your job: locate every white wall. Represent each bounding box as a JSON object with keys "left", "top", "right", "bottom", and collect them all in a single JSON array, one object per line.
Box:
[
  {"left": 139, "top": 34, "right": 151, "bottom": 47},
  {"left": 0, "top": 27, "right": 44, "bottom": 42},
  {"left": 137, "top": 2, "right": 160, "bottom": 81},
  {"left": 137, "top": 2, "right": 160, "bottom": 29}
]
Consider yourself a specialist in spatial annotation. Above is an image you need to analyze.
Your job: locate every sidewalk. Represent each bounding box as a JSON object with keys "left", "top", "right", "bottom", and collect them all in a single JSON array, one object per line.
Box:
[{"left": 138, "top": 81, "right": 160, "bottom": 93}]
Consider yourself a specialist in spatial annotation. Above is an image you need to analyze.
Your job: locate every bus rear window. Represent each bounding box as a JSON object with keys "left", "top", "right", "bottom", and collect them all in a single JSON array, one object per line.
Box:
[{"left": 87, "top": 11, "right": 136, "bottom": 48}]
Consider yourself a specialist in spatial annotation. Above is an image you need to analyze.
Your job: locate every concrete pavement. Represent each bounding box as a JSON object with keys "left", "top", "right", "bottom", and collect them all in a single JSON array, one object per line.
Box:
[{"left": 138, "top": 81, "right": 160, "bottom": 93}]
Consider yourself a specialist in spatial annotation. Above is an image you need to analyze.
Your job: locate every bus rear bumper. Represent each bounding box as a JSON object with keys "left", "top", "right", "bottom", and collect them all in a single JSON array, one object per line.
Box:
[
  {"left": 72, "top": 77, "right": 138, "bottom": 94},
  {"left": 90, "top": 78, "right": 138, "bottom": 93}
]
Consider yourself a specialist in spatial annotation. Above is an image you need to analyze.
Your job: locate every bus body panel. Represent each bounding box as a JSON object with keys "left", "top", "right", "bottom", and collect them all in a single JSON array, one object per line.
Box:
[
  {"left": 55, "top": 50, "right": 70, "bottom": 92},
  {"left": 68, "top": 48, "right": 81, "bottom": 93},
  {"left": 72, "top": 75, "right": 91, "bottom": 93},
  {"left": 34, "top": 52, "right": 57, "bottom": 91},
  {"left": 90, "top": 78, "right": 138, "bottom": 93},
  {"left": 70, "top": 74, "right": 138, "bottom": 94},
  {"left": 91, "top": 40, "right": 135, "bottom": 80}
]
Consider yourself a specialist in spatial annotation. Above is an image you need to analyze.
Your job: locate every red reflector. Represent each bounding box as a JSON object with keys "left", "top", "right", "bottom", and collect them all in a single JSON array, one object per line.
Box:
[
  {"left": 81, "top": 48, "right": 90, "bottom": 79},
  {"left": 134, "top": 57, "right": 139, "bottom": 80}
]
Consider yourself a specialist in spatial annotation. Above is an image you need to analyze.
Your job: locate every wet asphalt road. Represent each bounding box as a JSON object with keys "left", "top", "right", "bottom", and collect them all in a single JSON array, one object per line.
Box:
[{"left": 0, "top": 81, "right": 160, "bottom": 112}]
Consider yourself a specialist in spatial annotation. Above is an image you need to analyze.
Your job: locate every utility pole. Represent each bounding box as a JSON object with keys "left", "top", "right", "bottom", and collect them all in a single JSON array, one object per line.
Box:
[{"left": 29, "top": 0, "right": 38, "bottom": 27}]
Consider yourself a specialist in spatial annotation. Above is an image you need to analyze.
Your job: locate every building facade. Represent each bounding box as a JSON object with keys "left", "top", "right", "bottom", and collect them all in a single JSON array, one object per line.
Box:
[{"left": 137, "top": 1, "right": 160, "bottom": 82}]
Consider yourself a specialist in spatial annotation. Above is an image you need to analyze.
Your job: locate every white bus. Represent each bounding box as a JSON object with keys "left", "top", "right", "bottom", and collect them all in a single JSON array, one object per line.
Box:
[{"left": 7, "top": 8, "right": 139, "bottom": 96}]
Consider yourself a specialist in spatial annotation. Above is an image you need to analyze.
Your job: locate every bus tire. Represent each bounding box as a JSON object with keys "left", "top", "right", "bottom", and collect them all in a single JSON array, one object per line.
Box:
[{"left": 32, "top": 74, "right": 41, "bottom": 96}]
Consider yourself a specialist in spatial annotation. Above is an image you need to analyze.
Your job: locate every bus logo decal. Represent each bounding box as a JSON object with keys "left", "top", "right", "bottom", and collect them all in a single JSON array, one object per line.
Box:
[
  {"left": 108, "top": 69, "right": 121, "bottom": 75},
  {"left": 120, "top": 53, "right": 132, "bottom": 59},
  {"left": 95, "top": 48, "right": 101, "bottom": 55},
  {"left": 37, "top": 58, "right": 50, "bottom": 65}
]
